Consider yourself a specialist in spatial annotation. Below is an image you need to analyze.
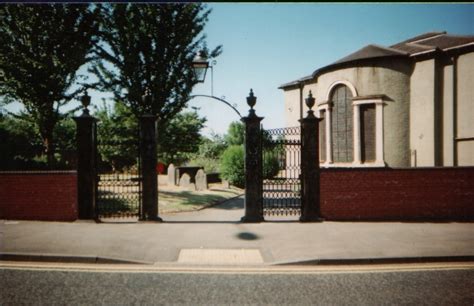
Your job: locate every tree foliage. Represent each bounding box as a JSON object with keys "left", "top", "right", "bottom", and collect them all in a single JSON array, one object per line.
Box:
[
  {"left": 225, "top": 121, "right": 245, "bottom": 146},
  {"left": 95, "top": 102, "right": 206, "bottom": 171},
  {"left": 158, "top": 110, "right": 207, "bottom": 165},
  {"left": 220, "top": 145, "right": 245, "bottom": 188},
  {"left": 0, "top": 4, "right": 222, "bottom": 171},
  {"left": 95, "top": 102, "right": 139, "bottom": 172},
  {"left": 187, "top": 133, "right": 226, "bottom": 172},
  {"left": 197, "top": 133, "right": 227, "bottom": 160},
  {"left": 218, "top": 121, "right": 281, "bottom": 187},
  {"left": 0, "top": 111, "right": 76, "bottom": 170},
  {"left": 90, "top": 3, "right": 222, "bottom": 130},
  {"left": 0, "top": 4, "right": 100, "bottom": 164},
  {"left": 223, "top": 121, "right": 274, "bottom": 147}
]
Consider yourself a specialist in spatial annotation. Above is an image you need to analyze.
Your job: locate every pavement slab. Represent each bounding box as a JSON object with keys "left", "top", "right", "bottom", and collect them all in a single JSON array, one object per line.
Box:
[{"left": 1, "top": 196, "right": 474, "bottom": 266}]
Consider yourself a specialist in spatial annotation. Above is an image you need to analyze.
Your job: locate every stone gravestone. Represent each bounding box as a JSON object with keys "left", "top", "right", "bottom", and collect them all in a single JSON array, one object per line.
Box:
[
  {"left": 179, "top": 173, "right": 196, "bottom": 191},
  {"left": 167, "top": 164, "right": 175, "bottom": 186},
  {"left": 195, "top": 169, "right": 208, "bottom": 191},
  {"left": 222, "top": 180, "right": 230, "bottom": 189}
]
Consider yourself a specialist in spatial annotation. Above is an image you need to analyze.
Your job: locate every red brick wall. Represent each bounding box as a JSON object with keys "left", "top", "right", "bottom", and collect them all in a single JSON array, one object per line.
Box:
[
  {"left": 320, "top": 167, "right": 474, "bottom": 221},
  {"left": 0, "top": 171, "right": 78, "bottom": 221}
]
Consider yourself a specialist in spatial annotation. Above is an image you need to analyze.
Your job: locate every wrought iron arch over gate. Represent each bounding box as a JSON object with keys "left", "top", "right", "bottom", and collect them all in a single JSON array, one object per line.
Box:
[{"left": 261, "top": 126, "right": 302, "bottom": 217}]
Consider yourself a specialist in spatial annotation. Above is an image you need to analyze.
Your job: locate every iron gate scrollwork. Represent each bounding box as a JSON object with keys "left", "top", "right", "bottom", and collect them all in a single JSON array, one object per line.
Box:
[
  {"left": 262, "top": 126, "right": 302, "bottom": 216},
  {"left": 95, "top": 127, "right": 142, "bottom": 220}
]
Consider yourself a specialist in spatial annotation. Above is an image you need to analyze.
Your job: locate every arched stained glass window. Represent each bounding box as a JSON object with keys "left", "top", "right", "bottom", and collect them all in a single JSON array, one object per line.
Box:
[
  {"left": 319, "top": 111, "right": 326, "bottom": 162},
  {"left": 331, "top": 85, "right": 353, "bottom": 162},
  {"left": 360, "top": 104, "right": 376, "bottom": 162}
]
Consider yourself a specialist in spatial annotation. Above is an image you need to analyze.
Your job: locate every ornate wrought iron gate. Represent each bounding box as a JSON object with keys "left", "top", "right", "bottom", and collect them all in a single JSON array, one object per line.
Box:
[
  {"left": 262, "top": 126, "right": 302, "bottom": 216},
  {"left": 95, "top": 128, "right": 142, "bottom": 220}
]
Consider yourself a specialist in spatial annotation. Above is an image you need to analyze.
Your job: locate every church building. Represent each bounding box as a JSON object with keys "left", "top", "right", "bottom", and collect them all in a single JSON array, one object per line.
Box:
[{"left": 279, "top": 32, "right": 474, "bottom": 168}]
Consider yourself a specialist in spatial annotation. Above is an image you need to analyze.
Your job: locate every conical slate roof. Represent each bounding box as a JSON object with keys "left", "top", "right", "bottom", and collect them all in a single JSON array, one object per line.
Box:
[
  {"left": 390, "top": 31, "right": 474, "bottom": 54},
  {"left": 329, "top": 44, "right": 408, "bottom": 66},
  {"left": 280, "top": 32, "right": 474, "bottom": 90}
]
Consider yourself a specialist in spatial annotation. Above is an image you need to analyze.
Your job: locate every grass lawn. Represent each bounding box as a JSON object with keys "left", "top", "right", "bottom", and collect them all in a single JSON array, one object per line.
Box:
[
  {"left": 159, "top": 183, "right": 243, "bottom": 214},
  {"left": 97, "top": 175, "right": 243, "bottom": 217}
]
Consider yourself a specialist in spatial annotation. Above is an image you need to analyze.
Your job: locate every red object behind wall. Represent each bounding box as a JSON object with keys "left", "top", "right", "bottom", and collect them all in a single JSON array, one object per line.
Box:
[
  {"left": 156, "top": 162, "right": 166, "bottom": 174},
  {"left": 0, "top": 171, "right": 78, "bottom": 221}
]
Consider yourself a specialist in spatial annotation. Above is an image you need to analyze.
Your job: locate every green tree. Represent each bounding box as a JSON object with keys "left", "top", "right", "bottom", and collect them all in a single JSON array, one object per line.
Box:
[
  {"left": 220, "top": 145, "right": 245, "bottom": 188},
  {"left": 187, "top": 133, "right": 227, "bottom": 172},
  {"left": 0, "top": 111, "right": 77, "bottom": 170},
  {"left": 0, "top": 4, "right": 100, "bottom": 165},
  {"left": 158, "top": 110, "right": 207, "bottom": 165},
  {"left": 94, "top": 101, "right": 206, "bottom": 170},
  {"left": 90, "top": 3, "right": 222, "bottom": 134},
  {"left": 95, "top": 102, "right": 139, "bottom": 171},
  {"left": 0, "top": 112, "right": 42, "bottom": 169},
  {"left": 225, "top": 121, "right": 245, "bottom": 146},
  {"left": 197, "top": 133, "right": 227, "bottom": 160},
  {"left": 219, "top": 122, "right": 281, "bottom": 187},
  {"left": 224, "top": 121, "right": 274, "bottom": 147}
]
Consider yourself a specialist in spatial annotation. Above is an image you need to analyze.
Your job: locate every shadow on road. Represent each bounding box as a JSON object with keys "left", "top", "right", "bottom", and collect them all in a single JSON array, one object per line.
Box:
[{"left": 236, "top": 232, "right": 260, "bottom": 240}]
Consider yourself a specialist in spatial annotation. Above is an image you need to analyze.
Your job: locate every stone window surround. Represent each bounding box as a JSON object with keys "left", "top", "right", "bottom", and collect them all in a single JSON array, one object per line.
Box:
[{"left": 317, "top": 80, "right": 386, "bottom": 168}]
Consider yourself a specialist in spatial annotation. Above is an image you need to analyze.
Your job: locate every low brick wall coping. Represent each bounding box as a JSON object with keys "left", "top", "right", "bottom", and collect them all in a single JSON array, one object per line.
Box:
[{"left": 0, "top": 170, "right": 77, "bottom": 175}]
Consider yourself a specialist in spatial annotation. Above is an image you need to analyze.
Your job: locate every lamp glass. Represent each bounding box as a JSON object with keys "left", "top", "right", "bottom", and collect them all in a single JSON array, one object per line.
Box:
[{"left": 192, "top": 62, "right": 208, "bottom": 82}]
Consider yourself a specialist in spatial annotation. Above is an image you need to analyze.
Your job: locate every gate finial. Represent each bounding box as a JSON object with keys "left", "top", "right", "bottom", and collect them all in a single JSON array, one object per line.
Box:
[
  {"left": 81, "top": 90, "right": 91, "bottom": 116},
  {"left": 247, "top": 89, "right": 256, "bottom": 109},
  {"left": 142, "top": 88, "right": 153, "bottom": 106},
  {"left": 305, "top": 90, "right": 316, "bottom": 118},
  {"left": 305, "top": 90, "right": 315, "bottom": 110}
]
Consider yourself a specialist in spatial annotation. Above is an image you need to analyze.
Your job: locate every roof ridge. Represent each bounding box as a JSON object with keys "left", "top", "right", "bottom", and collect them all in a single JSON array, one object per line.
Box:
[
  {"left": 436, "top": 33, "right": 474, "bottom": 39},
  {"left": 409, "top": 32, "right": 447, "bottom": 44},
  {"left": 405, "top": 42, "right": 434, "bottom": 50},
  {"left": 390, "top": 31, "right": 446, "bottom": 47},
  {"left": 369, "top": 44, "right": 410, "bottom": 55}
]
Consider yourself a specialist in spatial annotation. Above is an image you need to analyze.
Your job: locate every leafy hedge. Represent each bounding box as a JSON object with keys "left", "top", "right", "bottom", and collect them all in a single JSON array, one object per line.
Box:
[
  {"left": 220, "top": 144, "right": 280, "bottom": 188},
  {"left": 220, "top": 145, "right": 245, "bottom": 188}
]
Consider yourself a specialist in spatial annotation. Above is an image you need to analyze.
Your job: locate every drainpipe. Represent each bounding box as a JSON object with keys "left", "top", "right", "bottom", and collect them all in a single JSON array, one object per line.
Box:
[
  {"left": 452, "top": 55, "right": 458, "bottom": 166},
  {"left": 433, "top": 51, "right": 444, "bottom": 166},
  {"left": 299, "top": 83, "right": 304, "bottom": 120}
]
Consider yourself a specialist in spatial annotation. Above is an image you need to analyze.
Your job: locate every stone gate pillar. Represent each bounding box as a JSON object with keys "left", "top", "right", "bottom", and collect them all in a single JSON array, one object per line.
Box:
[
  {"left": 241, "top": 89, "right": 264, "bottom": 223},
  {"left": 74, "top": 91, "right": 96, "bottom": 219},
  {"left": 139, "top": 114, "right": 161, "bottom": 221},
  {"left": 300, "top": 91, "right": 323, "bottom": 222}
]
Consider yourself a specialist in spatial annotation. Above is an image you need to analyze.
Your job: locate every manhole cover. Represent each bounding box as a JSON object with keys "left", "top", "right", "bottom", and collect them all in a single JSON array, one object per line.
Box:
[{"left": 178, "top": 249, "right": 264, "bottom": 265}]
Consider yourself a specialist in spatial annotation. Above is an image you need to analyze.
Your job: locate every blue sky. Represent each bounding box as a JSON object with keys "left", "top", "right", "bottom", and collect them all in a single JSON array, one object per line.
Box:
[{"left": 189, "top": 3, "right": 473, "bottom": 136}]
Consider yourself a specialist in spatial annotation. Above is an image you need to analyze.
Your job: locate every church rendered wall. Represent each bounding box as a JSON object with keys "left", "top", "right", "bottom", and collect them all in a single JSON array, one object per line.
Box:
[
  {"left": 312, "top": 61, "right": 411, "bottom": 167},
  {"left": 456, "top": 52, "right": 474, "bottom": 166},
  {"left": 410, "top": 59, "right": 436, "bottom": 167},
  {"left": 283, "top": 88, "right": 301, "bottom": 128}
]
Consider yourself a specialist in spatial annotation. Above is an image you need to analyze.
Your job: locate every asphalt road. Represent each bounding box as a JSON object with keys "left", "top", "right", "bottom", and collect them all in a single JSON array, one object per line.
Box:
[{"left": 1, "top": 265, "right": 473, "bottom": 305}]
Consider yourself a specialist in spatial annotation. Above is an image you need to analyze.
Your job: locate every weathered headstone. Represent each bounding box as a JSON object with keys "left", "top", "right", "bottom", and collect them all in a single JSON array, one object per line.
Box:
[
  {"left": 167, "top": 164, "right": 175, "bottom": 186},
  {"left": 179, "top": 173, "right": 196, "bottom": 190},
  {"left": 195, "top": 169, "right": 208, "bottom": 191},
  {"left": 222, "top": 180, "right": 230, "bottom": 189}
]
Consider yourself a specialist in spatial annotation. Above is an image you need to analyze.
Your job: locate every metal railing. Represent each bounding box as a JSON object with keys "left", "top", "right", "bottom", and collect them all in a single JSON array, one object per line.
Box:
[{"left": 262, "top": 126, "right": 302, "bottom": 216}]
